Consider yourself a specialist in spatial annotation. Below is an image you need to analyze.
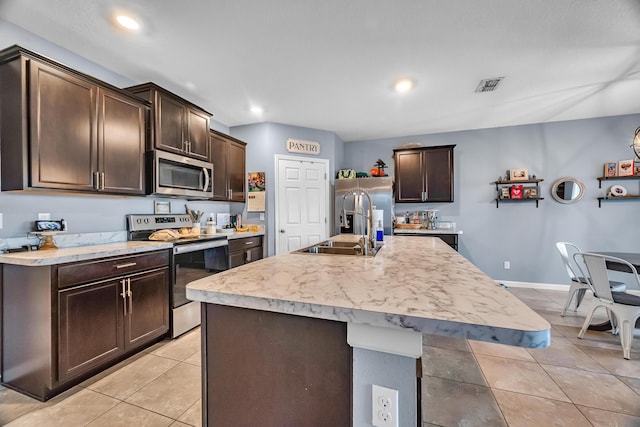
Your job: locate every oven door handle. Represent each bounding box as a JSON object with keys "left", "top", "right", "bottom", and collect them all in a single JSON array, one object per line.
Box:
[{"left": 173, "top": 240, "right": 228, "bottom": 254}]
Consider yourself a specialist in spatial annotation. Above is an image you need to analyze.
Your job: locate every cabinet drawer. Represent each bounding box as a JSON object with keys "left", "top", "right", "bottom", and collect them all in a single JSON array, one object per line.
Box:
[
  {"left": 228, "top": 236, "right": 263, "bottom": 252},
  {"left": 58, "top": 250, "right": 170, "bottom": 289}
]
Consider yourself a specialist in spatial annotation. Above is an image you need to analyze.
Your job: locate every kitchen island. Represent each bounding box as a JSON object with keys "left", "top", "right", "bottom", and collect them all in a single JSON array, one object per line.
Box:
[{"left": 186, "top": 235, "right": 550, "bottom": 426}]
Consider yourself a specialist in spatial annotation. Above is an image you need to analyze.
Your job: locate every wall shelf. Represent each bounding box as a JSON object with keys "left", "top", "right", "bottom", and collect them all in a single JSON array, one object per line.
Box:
[
  {"left": 596, "top": 175, "right": 640, "bottom": 207},
  {"left": 493, "top": 179, "right": 544, "bottom": 208},
  {"left": 597, "top": 195, "right": 640, "bottom": 208},
  {"left": 597, "top": 175, "right": 640, "bottom": 188}
]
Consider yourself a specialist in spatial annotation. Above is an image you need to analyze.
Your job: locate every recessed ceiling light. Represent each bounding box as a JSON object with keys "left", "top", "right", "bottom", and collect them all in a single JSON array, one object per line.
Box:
[
  {"left": 394, "top": 78, "right": 414, "bottom": 93},
  {"left": 250, "top": 106, "right": 264, "bottom": 114},
  {"left": 116, "top": 15, "right": 140, "bottom": 31}
]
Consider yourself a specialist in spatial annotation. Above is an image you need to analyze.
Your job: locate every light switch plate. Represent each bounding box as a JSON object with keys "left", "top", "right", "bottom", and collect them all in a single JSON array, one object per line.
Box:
[{"left": 0, "top": 213, "right": 3, "bottom": 229}]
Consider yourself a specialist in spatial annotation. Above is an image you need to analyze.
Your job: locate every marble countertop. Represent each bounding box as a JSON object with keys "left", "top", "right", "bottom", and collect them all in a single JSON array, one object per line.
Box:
[
  {"left": 0, "top": 241, "right": 174, "bottom": 266},
  {"left": 393, "top": 228, "right": 462, "bottom": 235},
  {"left": 186, "top": 235, "right": 550, "bottom": 348},
  {"left": 0, "top": 230, "right": 265, "bottom": 266}
]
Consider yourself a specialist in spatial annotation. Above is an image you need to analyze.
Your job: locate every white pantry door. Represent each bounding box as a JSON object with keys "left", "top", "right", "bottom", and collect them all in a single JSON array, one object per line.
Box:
[{"left": 275, "top": 155, "right": 329, "bottom": 255}]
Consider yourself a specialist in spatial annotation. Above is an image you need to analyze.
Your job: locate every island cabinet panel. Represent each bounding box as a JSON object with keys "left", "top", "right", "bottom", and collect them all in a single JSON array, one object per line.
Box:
[
  {"left": 0, "top": 250, "right": 170, "bottom": 401},
  {"left": 202, "top": 304, "right": 352, "bottom": 426},
  {"left": 394, "top": 145, "right": 455, "bottom": 203},
  {"left": 126, "top": 82, "right": 211, "bottom": 161},
  {"left": 210, "top": 130, "right": 246, "bottom": 202},
  {"left": 0, "top": 46, "right": 148, "bottom": 195}
]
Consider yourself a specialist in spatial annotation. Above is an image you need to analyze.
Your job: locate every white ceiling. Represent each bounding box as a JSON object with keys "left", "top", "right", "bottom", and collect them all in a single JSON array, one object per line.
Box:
[{"left": 1, "top": 0, "right": 639, "bottom": 142}]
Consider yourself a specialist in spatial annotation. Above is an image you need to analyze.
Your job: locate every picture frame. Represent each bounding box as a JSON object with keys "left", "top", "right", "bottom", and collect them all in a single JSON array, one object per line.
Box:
[
  {"left": 510, "top": 184, "right": 523, "bottom": 199},
  {"left": 500, "top": 187, "right": 510, "bottom": 199},
  {"left": 154, "top": 200, "right": 171, "bottom": 214},
  {"left": 604, "top": 162, "right": 617, "bottom": 177},
  {"left": 523, "top": 187, "right": 538, "bottom": 198},
  {"left": 635, "top": 161, "right": 640, "bottom": 176},
  {"left": 618, "top": 159, "right": 634, "bottom": 177},
  {"left": 509, "top": 168, "right": 528, "bottom": 181}
]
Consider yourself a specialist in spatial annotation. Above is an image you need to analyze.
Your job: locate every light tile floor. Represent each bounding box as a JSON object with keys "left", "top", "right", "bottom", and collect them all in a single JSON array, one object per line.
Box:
[{"left": 2, "top": 288, "right": 640, "bottom": 426}]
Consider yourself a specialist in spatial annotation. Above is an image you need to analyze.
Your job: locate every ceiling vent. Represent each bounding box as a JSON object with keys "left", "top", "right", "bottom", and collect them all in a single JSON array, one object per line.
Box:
[{"left": 475, "top": 77, "right": 504, "bottom": 93}]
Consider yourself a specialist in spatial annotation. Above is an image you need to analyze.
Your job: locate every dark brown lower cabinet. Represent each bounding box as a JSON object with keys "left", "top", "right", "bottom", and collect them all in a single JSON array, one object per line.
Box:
[
  {"left": 228, "top": 236, "right": 263, "bottom": 268},
  {"left": 202, "top": 304, "right": 352, "bottom": 426},
  {"left": 58, "top": 268, "right": 169, "bottom": 382},
  {"left": 1, "top": 250, "right": 169, "bottom": 401}
]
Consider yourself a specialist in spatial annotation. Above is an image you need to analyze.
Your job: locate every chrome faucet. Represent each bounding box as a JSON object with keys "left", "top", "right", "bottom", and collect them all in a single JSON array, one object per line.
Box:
[{"left": 340, "top": 189, "right": 375, "bottom": 256}]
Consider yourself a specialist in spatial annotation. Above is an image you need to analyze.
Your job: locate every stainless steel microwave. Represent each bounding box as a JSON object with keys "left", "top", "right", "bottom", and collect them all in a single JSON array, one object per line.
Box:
[{"left": 149, "top": 150, "right": 213, "bottom": 199}]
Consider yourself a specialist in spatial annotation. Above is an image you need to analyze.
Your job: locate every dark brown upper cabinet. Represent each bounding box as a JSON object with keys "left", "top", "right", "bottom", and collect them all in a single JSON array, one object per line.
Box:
[
  {"left": 210, "top": 130, "right": 246, "bottom": 202},
  {"left": 393, "top": 145, "right": 455, "bottom": 203},
  {"left": 0, "top": 46, "right": 147, "bottom": 195},
  {"left": 126, "top": 83, "right": 211, "bottom": 161}
]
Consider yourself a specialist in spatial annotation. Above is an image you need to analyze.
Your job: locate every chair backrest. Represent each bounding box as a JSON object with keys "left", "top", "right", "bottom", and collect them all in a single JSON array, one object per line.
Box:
[
  {"left": 574, "top": 253, "right": 640, "bottom": 303},
  {"left": 555, "top": 242, "right": 583, "bottom": 281}
]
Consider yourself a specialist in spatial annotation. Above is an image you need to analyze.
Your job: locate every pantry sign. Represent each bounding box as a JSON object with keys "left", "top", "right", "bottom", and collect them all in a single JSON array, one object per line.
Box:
[{"left": 286, "top": 138, "right": 320, "bottom": 155}]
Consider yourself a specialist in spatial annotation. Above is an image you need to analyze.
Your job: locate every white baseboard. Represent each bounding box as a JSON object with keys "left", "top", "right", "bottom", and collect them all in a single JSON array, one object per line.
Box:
[{"left": 497, "top": 281, "right": 569, "bottom": 291}]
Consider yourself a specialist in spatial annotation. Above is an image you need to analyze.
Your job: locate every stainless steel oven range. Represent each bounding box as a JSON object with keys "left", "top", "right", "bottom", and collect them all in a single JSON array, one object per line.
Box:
[{"left": 127, "top": 214, "right": 228, "bottom": 338}]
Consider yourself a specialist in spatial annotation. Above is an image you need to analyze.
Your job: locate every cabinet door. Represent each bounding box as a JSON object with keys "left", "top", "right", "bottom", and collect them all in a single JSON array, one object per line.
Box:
[
  {"left": 125, "top": 268, "right": 169, "bottom": 349},
  {"left": 210, "top": 132, "right": 229, "bottom": 200},
  {"left": 97, "top": 88, "right": 146, "bottom": 194},
  {"left": 394, "top": 150, "right": 424, "bottom": 202},
  {"left": 424, "top": 147, "right": 454, "bottom": 202},
  {"left": 228, "top": 140, "right": 246, "bottom": 202},
  {"left": 187, "top": 108, "right": 210, "bottom": 161},
  {"left": 229, "top": 251, "right": 246, "bottom": 269},
  {"left": 58, "top": 280, "right": 125, "bottom": 382},
  {"left": 29, "top": 61, "right": 97, "bottom": 191},
  {"left": 156, "top": 92, "right": 186, "bottom": 153},
  {"left": 245, "top": 247, "right": 263, "bottom": 263}
]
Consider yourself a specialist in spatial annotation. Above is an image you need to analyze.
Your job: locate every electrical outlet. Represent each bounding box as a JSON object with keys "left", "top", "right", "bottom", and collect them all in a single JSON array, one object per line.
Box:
[
  {"left": 504, "top": 261, "right": 510, "bottom": 270},
  {"left": 38, "top": 213, "right": 51, "bottom": 220},
  {"left": 372, "top": 384, "right": 398, "bottom": 427}
]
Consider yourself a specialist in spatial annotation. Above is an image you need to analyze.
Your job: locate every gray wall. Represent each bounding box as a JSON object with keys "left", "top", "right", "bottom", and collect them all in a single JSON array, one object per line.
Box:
[
  {"left": 231, "top": 122, "right": 345, "bottom": 256},
  {"left": 345, "top": 114, "right": 640, "bottom": 285}
]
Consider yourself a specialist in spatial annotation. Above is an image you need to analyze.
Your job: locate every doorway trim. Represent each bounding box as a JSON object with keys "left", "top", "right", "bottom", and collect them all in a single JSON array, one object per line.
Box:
[{"left": 274, "top": 154, "right": 331, "bottom": 255}]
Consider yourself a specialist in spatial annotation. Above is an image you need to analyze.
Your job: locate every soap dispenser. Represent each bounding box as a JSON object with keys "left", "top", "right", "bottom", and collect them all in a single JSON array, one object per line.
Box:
[
  {"left": 376, "top": 220, "right": 384, "bottom": 242},
  {"left": 206, "top": 214, "right": 216, "bottom": 234}
]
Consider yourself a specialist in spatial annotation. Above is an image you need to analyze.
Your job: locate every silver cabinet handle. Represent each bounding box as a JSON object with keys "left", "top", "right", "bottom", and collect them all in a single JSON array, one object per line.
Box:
[
  {"left": 100, "top": 172, "right": 105, "bottom": 190},
  {"left": 127, "top": 278, "right": 133, "bottom": 315},
  {"left": 246, "top": 249, "right": 252, "bottom": 262},
  {"left": 93, "top": 172, "right": 99, "bottom": 190},
  {"left": 120, "top": 279, "right": 127, "bottom": 316},
  {"left": 115, "top": 262, "right": 137, "bottom": 269}
]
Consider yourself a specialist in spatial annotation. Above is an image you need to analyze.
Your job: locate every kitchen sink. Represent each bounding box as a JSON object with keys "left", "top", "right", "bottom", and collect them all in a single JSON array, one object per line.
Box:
[{"left": 293, "top": 240, "right": 381, "bottom": 257}]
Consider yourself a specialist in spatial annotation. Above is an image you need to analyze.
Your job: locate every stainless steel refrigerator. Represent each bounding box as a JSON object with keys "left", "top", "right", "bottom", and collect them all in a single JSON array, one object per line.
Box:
[{"left": 335, "top": 177, "right": 394, "bottom": 236}]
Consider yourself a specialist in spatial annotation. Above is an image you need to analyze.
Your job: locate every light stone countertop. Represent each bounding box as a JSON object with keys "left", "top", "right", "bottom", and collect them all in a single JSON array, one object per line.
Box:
[
  {"left": 186, "top": 235, "right": 551, "bottom": 348},
  {"left": 0, "top": 241, "right": 174, "bottom": 266},
  {"left": 393, "top": 228, "right": 462, "bottom": 235}
]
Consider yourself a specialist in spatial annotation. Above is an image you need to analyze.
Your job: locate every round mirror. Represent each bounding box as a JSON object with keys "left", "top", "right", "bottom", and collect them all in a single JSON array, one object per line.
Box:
[
  {"left": 633, "top": 127, "right": 640, "bottom": 160},
  {"left": 551, "top": 178, "right": 585, "bottom": 204}
]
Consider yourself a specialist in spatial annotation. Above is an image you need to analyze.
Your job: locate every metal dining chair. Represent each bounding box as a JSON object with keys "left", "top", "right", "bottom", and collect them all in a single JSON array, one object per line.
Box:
[
  {"left": 574, "top": 252, "right": 640, "bottom": 360},
  {"left": 556, "top": 242, "right": 625, "bottom": 316}
]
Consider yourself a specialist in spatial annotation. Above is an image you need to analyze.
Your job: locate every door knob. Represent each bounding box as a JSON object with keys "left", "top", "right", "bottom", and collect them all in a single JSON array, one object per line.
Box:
[{"left": 280, "top": 229, "right": 285, "bottom": 233}]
